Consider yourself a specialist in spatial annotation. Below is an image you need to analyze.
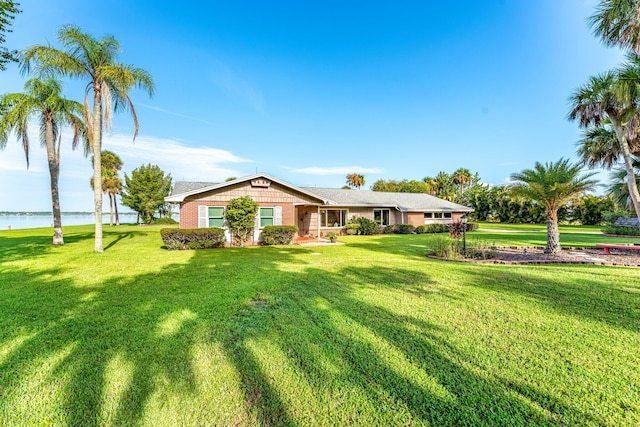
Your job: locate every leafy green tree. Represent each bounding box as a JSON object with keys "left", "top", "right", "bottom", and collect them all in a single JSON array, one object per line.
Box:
[
  {"left": 22, "top": 25, "right": 155, "bottom": 252},
  {"left": 225, "top": 196, "right": 258, "bottom": 247},
  {"left": 0, "top": 1, "right": 20, "bottom": 71},
  {"left": 511, "top": 159, "right": 597, "bottom": 253},
  {"left": 0, "top": 78, "right": 86, "bottom": 245},
  {"left": 569, "top": 60, "right": 640, "bottom": 224},
  {"left": 573, "top": 194, "right": 615, "bottom": 225},
  {"left": 434, "top": 171, "right": 457, "bottom": 201},
  {"left": 121, "top": 164, "right": 172, "bottom": 224},
  {"left": 90, "top": 151, "right": 123, "bottom": 226},
  {"left": 225, "top": 176, "right": 237, "bottom": 182}
]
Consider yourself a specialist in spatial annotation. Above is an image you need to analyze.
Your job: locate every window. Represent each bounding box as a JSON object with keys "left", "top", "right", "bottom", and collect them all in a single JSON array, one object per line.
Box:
[
  {"left": 259, "top": 207, "right": 274, "bottom": 227},
  {"left": 374, "top": 209, "right": 390, "bottom": 226},
  {"left": 320, "top": 209, "right": 348, "bottom": 227},
  {"left": 444, "top": 212, "right": 452, "bottom": 219},
  {"left": 424, "top": 212, "right": 433, "bottom": 219},
  {"left": 208, "top": 207, "right": 225, "bottom": 227}
]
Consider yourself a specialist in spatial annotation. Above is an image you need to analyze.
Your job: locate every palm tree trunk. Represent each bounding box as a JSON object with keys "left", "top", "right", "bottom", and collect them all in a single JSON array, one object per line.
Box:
[
  {"left": 45, "top": 119, "right": 64, "bottom": 246},
  {"left": 611, "top": 117, "right": 640, "bottom": 224},
  {"left": 545, "top": 209, "right": 560, "bottom": 254},
  {"left": 109, "top": 193, "right": 114, "bottom": 226},
  {"left": 92, "top": 88, "right": 104, "bottom": 252},
  {"left": 114, "top": 193, "right": 120, "bottom": 225}
]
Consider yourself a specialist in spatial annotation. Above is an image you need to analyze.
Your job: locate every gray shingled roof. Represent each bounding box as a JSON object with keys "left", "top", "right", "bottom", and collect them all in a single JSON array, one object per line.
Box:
[
  {"left": 300, "top": 187, "right": 473, "bottom": 212},
  {"left": 169, "top": 178, "right": 472, "bottom": 212},
  {"left": 171, "top": 181, "right": 217, "bottom": 196}
]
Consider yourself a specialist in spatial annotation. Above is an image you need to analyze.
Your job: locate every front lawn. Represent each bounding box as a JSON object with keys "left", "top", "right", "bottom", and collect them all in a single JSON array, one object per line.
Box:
[{"left": 0, "top": 226, "right": 639, "bottom": 426}]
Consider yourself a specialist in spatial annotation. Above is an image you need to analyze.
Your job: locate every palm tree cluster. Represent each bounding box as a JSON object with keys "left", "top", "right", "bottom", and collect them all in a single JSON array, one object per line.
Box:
[
  {"left": 570, "top": 1, "right": 640, "bottom": 223},
  {"left": 346, "top": 173, "right": 365, "bottom": 189},
  {"left": 0, "top": 24, "right": 154, "bottom": 251}
]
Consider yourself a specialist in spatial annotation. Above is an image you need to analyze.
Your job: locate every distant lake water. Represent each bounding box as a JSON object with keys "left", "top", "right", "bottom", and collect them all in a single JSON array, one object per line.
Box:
[{"left": 0, "top": 213, "right": 177, "bottom": 230}]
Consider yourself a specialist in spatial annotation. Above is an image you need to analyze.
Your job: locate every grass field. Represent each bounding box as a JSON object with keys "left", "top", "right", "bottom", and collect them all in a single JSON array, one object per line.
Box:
[{"left": 1, "top": 225, "right": 639, "bottom": 426}]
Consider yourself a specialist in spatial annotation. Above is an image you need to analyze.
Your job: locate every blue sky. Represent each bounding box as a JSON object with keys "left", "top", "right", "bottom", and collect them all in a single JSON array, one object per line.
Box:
[{"left": 0, "top": 0, "right": 626, "bottom": 211}]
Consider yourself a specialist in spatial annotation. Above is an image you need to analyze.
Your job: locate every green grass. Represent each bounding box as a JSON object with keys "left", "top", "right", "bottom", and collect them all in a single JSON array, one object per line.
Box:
[
  {"left": 472, "top": 221, "right": 637, "bottom": 247},
  {"left": 476, "top": 221, "right": 604, "bottom": 233},
  {"left": 1, "top": 225, "right": 639, "bottom": 426}
]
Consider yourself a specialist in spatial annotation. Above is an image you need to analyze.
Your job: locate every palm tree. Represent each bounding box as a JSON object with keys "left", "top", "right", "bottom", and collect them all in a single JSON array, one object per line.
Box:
[
  {"left": 346, "top": 173, "right": 365, "bottom": 189},
  {"left": 511, "top": 159, "right": 597, "bottom": 254},
  {"left": 90, "top": 150, "right": 123, "bottom": 226},
  {"left": 452, "top": 168, "right": 473, "bottom": 198},
  {"left": 22, "top": 25, "right": 155, "bottom": 252},
  {"left": 569, "top": 61, "right": 640, "bottom": 223},
  {"left": 0, "top": 78, "right": 86, "bottom": 245},
  {"left": 590, "top": 0, "right": 640, "bottom": 52},
  {"left": 608, "top": 156, "right": 640, "bottom": 208}
]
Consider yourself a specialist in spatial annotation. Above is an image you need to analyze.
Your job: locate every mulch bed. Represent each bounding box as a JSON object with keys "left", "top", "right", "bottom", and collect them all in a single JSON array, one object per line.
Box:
[{"left": 429, "top": 246, "right": 640, "bottom": 267}]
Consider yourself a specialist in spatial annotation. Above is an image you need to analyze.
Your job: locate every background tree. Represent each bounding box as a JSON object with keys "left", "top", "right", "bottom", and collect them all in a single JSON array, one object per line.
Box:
[
  {"left": 0, "top": 1, "right": 20, "bottom": 71},
  {"left": 569, "top": 63, "right": 640, "bottom": 223},
  {"left": 452, "top": 168, "right": 473, "bottom": 198},
  {"left": 22, "top": 25, "right": 155, "bottom": 252},
  {"left": 0, "top": 78, "right": 86, "bottom": 245},
  {"left": 225, "top": 196, "right": 258, "bottom": 247},
  {"left": 346, "top": 173, "right": 365, "bottom": 189},
  {"left": 120, "top": 164, "right": 172, "bottom": 224},
  {"left": 225, "top": 176, "right": 237, "bottom": 182},
  {"left": 511, "top": 159, "right": 597, "bottom": 253},
  {"left": 572, "top": 194, "right": 615, "bottom": 225},
  {"left": 90, "top": 150, "right": 123, "bottom": 226}
]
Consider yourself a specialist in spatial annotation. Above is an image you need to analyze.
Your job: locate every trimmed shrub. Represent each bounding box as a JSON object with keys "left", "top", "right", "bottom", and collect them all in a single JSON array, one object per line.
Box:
[
  {"left": 355, "top": 217, "right": 381, "bottom": 235},
  {"left": 382, "top": 224, "right": 395, "bottom": 234},
  {"left": 466, "top": 222, "right": 479, "bottom": 232},
  {"left": 395, "top": 224, "right": 415, "bottom": 234},
  {"left": 262, "top": 225, "right": 299, "bottom": 245},
  {"left": 345, "top": 223, "right": 360, "bottom": 235},
  {"left": 151, "top": 217, "right": 178, "bottom": 225},
  {"left": 160, "top": 228, "right": 226, "bottom": 250},
  {"left": 602, "top": 225, "right": 640, "bottom": 236},
  {"left": 415, "top": 224, "right": 448, "bottom": 234}
]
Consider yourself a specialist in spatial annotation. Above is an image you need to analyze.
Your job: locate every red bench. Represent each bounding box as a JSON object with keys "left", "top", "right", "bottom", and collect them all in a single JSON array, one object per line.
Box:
[{"left": 596, "top": 243, "right": 640, "bottom": 255}]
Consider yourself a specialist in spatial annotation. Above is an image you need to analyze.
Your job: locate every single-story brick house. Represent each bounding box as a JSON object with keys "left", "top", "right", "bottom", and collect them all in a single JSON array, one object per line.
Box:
[{"left": 165, "top": 173, "right": 474, "bottom": 243}]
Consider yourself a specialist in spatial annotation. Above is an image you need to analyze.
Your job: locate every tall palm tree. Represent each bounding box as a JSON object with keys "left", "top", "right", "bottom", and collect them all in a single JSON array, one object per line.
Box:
[
  {"left": 590, "top": 0, "right": 640, "bottom": 52},
  {"left": 90, "top": 150, "right": 123, "bottom": 226},
  {"left": 452, "top": 168, "right": 473, "bottom": 198},
  {"left": 22, "top": 25, "right": 154, "bottom": 252},
  {"left": 346, "top": 173, "right": 365, "bottom": 189},
  {"left": 0, "top": 78, "right": 86, "bottom": 245},
  {"left": 511, "top": 159, "right": 597, "bottom": 254},
  {"left": 569, "top": 62, "right": 640, "bottom": 223}
]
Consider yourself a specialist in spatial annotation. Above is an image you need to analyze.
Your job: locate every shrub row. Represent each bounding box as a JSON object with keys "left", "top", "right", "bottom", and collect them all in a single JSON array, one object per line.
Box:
[
  {"left": 602, "top": 225, "right": 640, "bottom": 236},
  {"left": 151, "top": 217, "right": 178, "bottom": 225},
  {"left": 414, "top": 222, "right": 478, "bottom": 234},
  {"left": 160, "top": 228, "right": 226, "bottom": 250},
  {"left": 261, "top": 225, "right": 299, "bottom": 245}
]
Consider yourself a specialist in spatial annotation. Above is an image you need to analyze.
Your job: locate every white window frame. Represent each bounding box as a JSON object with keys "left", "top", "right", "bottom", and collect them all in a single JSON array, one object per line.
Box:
[
  {"left": 259, "top": 207, "right": 275, "bottom": 228},
  {"left": 320, "top": 209, "right": 349, "bottom": 227},
  {"left": 373, "top": 208, "right": 391, "bottom": 226}
]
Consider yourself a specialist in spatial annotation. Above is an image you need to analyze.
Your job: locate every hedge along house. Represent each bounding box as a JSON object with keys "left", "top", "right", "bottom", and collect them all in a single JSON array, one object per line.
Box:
[{"left": 165, "top": 173, "right": 474, "bottom": 243}]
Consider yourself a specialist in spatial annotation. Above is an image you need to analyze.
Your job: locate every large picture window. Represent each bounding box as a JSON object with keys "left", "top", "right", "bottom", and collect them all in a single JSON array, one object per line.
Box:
[
  {"left": 259, "top": 207, "right": 274, "bottom": 227},
  {"left": 320, "top": 209, "right": 348, "bottom": 227},
  {"left": 208, "top": 207, "right": 225, "bottom": 227},
  {"left": 373, "top": 209, "right": 390, "bottom": 226}
]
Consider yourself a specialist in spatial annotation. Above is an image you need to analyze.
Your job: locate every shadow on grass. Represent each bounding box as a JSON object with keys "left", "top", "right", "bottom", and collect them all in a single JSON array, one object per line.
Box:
[{"left": 0, "top": 236, "right": 631, "bottom": 425}]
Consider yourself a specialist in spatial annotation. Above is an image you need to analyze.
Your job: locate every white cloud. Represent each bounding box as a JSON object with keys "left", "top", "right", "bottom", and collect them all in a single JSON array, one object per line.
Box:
[
  {"left": 287, "top": 165, "right": 384, "bottom": 176},
  {"left": 1, "top": 126, "right": 254, "bottom": 211}
]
